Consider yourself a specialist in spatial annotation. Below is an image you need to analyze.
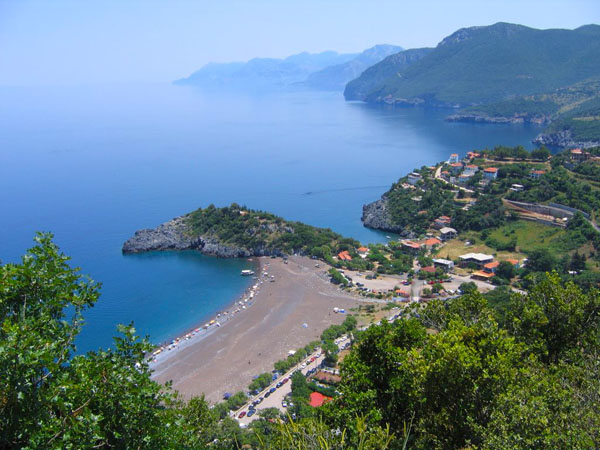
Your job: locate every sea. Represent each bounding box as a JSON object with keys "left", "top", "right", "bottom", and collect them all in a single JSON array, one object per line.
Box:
[{"left": 0, "top": 83, "right": 541, "bottom": 352}]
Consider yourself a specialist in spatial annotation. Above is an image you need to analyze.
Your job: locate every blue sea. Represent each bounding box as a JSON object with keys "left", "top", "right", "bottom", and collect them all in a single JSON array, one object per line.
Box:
[{"left": 0, "top": 83, "right": 541, "bottom": 352}]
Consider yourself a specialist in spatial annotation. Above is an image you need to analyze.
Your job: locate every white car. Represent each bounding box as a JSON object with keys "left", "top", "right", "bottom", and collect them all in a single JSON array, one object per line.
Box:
[{"left": 282, "top": 401, "right": 287, "bottom": 408}]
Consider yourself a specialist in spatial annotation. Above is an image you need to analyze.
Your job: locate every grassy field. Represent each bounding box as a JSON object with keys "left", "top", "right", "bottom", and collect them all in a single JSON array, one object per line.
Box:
[{"left": 434, "top": 220, "right": 569, "bottom": 262}]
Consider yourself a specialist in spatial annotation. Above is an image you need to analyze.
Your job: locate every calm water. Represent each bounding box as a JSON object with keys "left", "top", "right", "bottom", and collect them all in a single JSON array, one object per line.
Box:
[{"left": 0, "top": 83, "right": 540, "bottom": 352}]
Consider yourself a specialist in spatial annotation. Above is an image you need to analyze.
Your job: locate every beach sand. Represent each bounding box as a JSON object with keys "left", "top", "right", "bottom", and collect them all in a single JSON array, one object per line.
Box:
[{"left": 151, "top": 255, "right": 362, "bottom": 403}]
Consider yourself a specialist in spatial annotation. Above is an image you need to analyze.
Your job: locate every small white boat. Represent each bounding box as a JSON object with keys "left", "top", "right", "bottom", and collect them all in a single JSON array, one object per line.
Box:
[{"left": 241, "top": 270, "right": 255, "bottom": 276}]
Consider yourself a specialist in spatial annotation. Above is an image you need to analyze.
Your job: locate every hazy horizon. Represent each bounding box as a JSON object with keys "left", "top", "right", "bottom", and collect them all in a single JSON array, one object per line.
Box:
[{"left": 0, "top": 0, "right": 599, "bottom": 87}]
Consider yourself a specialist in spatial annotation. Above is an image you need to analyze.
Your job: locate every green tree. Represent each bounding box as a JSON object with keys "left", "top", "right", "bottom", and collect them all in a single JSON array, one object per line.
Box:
[{"left": 495, "top": 260, "right": 516, "bottom": 280}]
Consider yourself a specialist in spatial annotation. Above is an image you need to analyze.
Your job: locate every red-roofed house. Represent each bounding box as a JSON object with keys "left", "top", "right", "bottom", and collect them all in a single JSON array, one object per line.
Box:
[
  {"left": 530, "top": 169, "right": 546, "bottom": 180},
  {"left": 467, "top": 151, "right": 481, "bottom": 159},
  {"left": 337, "top": 251, "right": 352, "bottom": 261},
  {"left": 309, "top": 392, "right": 332, "bottom": 408},
  {"left": 421, "top": 265, "right": 436, "bottom": 274},
  {"left": 402, "top": 241, "right": 422, "bottom": 254},
  {"left": 423, "top": 238, "right": 442, "bottom": 249},
  {"left": 450, "top": 162, "right": 463, "bottom": 174},
  {"left": 463, "top": 164, "right": 479, "bottom": 175},
  {"left": 506, "top": 259, "right": 520, "bottom": 268},
  {"left": 570, "top": 148, "right": 590, "bottom": 162},
  {"left": 484, "top": 167, "right": 498, "bottom": 180},
  {"left": 483, "top": 261, "right": 500, "bottom": 273},
  {"left": 449, "top": 153, "right": 459, "bottom": 164}
]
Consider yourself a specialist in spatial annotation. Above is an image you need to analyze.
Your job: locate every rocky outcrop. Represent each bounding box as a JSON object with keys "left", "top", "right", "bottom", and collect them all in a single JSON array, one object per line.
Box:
[
  {"left": 446, "top": 113, "right": 551, "bottom": 125},
  {"left": 533, "top": 129, "right": 600, "bottom": 149},
  {"left": 122, "top": 215, "right": 286, "bottom": 258},
  {"left": 361, "top": 197, "right": 414, "bottom": 237}
]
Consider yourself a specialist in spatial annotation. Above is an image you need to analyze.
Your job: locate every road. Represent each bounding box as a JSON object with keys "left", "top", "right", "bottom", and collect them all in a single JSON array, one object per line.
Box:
[{"left": 235, "top": 336, "right": 351, "bottom": 427}]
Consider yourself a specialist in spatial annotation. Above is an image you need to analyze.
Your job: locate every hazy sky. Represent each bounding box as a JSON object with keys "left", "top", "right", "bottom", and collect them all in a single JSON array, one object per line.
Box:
[{"left": 1, "top": 0, "right": 598, "bottom": 86}]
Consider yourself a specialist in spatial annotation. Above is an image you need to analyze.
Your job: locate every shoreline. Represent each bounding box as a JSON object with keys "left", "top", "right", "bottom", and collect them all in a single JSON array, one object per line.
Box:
[
  {"left": 150, "top": 255, "right": 365, "bottom": 403},
  {"left": 148, "top": 257, "right": 265, "bottom": 366}
]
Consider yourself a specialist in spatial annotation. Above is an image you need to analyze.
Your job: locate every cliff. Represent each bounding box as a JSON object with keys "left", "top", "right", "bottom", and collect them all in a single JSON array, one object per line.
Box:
[{"left": 123, "top": 204, "right": 361, "bottom": 258}]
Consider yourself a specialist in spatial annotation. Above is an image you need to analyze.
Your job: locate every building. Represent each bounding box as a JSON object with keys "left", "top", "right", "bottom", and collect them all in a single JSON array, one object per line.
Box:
[
  {"left": 433, "top": 215, "right": 452, "bottom": 229},
  {"left": 407, "top": 172, "right": 422, "bottom": 185},
  {"left": 506, "top": 258, "right": 520, "bottom": 268},
  {"left": 483, "top": 167, "right": 498, "bottom": 180},
  {"left": 337, "top": 250, "right": 352, "bottom": 261},
  {"left": 510, "top": 184, "right": 524, "bottom": 192},
  {"left": 530, "top": 169, "right": 546, "bottom": 179},
  {"left": 449, "top": 162, "right": 463, "bottom": 174},
  {"left": 420, "top": 265, "right": 436, "bottom": 274},
  {"left": 570, "top": 148, "right": 590, "bottom": 162},
  {"left": 459, "top": 252, "right": 494, "bottom": 267},
  {"left": 458, "top": 173, "right": 473, "bottom": 185},
  {"left": 471, "top": 270, "right": 495, "bottom": 281},
  {"left": 483, "top": 261, "right": 500, "bottom": 273},
  {"left": 357, "top": 247, "right": 369, "bottom": 258},
  {"left": 433, "top": 258, "right": 454, "bottom": 272},
  {"left": 463, "top": 164, "right": 479, "bottom": 175},
  {"left": 309, "top": 392, "right": 332, "bottom": 408},
  {"left": 466, "top": 151, "right": 481, "bottom": 160},
  {"left": 449, "top": 153, "right": 459, "bottom": 164},
  {"left": 423, "top": 237, "right": 442, "bottom": 249},
  {"left": 440, "top": 227, "right": 457, "bottom": 241},
  {"left": 402, "top": 241, "right": 422, "bottom": 253}
]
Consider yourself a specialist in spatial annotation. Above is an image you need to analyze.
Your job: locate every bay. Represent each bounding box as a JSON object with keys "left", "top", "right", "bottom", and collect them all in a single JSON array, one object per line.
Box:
[{"left": 0, "top": 83, "right": 540, "bottom": 352}]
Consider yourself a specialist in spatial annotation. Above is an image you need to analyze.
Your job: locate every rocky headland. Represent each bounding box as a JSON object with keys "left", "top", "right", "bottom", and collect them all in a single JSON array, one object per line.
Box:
[
  {"left": 122, "top": 215, "right": 285, "bottom": 258},
  {"left": 361, "top": 196, "right": 413, "bottom": 237},
  {"left": 533, "top": 129, "right": 600, "bottom": 149},
  {"left": 446, "top": 113, "right": 551, "bottom": 125}
]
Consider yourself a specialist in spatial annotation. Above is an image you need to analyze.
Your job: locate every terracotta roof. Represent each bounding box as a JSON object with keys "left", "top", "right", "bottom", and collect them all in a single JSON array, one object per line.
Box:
[
  {"left": 424, "top": 238, "right": 442, "bottom": 246},
  {"left": 484, "top": 261, "right": 500, "bottom": 269},
  {"left": 484, "top": 167, "right": 498, "bottom": 173},
  {"left": 309, "top": 392, "right": 331, "bottom": 408},
  {"left": 571, "top": 148, "right": 582, "bottom": 154},
  {"left": 439, "top": 216, "right": 451, "bottom": 220},
  {"left": 403, "top": 241, "right": 421, "bottom": 249},
  {"left": 337, "top": 251, "right": 352, "bottom": 261},
  {"left": 357, "top": 247, "right": 369, "bottom": 253},
  {"left": 421, "top": 266, "right": 436, "bottom": 273},
  {"left": 466, "top": 164, "right": 478, "bottom": 169},
  {"left": 472, "top": 270, "right": 495, "bottom": 279},
  {"left": 531, "top": 170, "right": 546, "bottom": 175},
  {"left": 506, "top": 259, "right": 519, "bottom": 265},
  {"left": 450, "top": 163, "right": 463, "bottom": 167}
]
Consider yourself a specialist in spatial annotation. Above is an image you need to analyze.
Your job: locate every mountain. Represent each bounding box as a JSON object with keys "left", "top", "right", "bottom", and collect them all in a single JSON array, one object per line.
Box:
[
  {"left": 303, "top": 44, "right": 403, "bottom": 91},
  {"left": 175, "top": 51, "right": 358, "bottom": 90},
  {"left": 344, "top": 48, "right": 433, "bottom": 100},
  {"left": 347, "top": 23, "right": 600, "bottom": 106},
  {"left": 345, "top": 23, "right": 600, "bottom": 146}
]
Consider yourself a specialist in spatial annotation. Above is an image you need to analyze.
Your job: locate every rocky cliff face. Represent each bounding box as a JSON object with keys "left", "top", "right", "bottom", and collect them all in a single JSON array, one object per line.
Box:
[
  {"left": 533, "top": 130, "right": 600, "bottom": 149},
  {"left": 446, "top": 113, "right": 551, "bottom": 125},
  {"left": 122, "top": 215, "right": 285, "bottom": 258},
  {"left": 361, "top": 197, "right": 413, "bottom": 236}
]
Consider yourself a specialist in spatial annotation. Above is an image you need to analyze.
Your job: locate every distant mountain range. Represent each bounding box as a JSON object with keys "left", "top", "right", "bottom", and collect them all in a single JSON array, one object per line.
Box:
[
  {"left": 175, "top": 45, "right": 402, "bottom": 91},
  {"left": 344, "top": 22, "right": 600, "bottom": 147}
]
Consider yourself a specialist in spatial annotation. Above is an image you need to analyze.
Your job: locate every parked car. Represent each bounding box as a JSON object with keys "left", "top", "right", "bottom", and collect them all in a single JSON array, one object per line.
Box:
[
  {"left": 282, "top": 377, "right": 289, "bottom": 384},
  {"left": 282, "top": 401, "right": 287, "bottom": 408},
  {"left": 264, "top": 391, "right": 271, "bottom": 398},
  {"left": 269, "top": 387, "right": 276, "bottom": 393},
  {"left": 247, "top": 410, "right": 255, "bottom": 417},
  {"left": 276, "top": 382, "right": 283, "bottom": 388},
  {"left": 238, "top": 411, "right": 246, "bottom": 419}
]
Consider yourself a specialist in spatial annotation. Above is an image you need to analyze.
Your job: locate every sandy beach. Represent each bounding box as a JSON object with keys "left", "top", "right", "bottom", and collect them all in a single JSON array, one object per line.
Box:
[{"left": 151, "top": 255, "right": 363, "bottom": 403}]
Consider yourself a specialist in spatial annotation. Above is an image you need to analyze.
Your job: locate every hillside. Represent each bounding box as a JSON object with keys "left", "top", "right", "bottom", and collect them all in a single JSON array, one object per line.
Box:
[
  {"left": 122, "top": 203, "right": 362, "bottom": 258},
  {"left": 343, "top": 47, "right": 433, "bottom": 100},
  {"left": 303, "top": 44, "right": 403, "bottom": 91},
  {"left": 345, "top": 23, "right": 600, "bottom": 144},
  {"left": 349, "top": 23, "right": 600, "bottom": 106},
  {"left": 175, "top": 51, "right": 357, "bottom": 90}
]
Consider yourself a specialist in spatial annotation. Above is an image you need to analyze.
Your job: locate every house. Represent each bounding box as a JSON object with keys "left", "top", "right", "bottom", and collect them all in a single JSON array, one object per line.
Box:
[
  {"left": 407, "top": 172, "right": 422, "bottom": 185},
  {"left": 433, "top": 258, "right": 454, "bottom": 272},
  {"left": 463, "top": 164, "right": 479, "bottom": 175},
  {"left": 471, "top": 270, "right": 495, "bottom": 281},
  {"left": 423, "top": 237, "right": 442, "bottom": 249},
  {"left": 402, "top": 241, "right": 422, "bottom": 253},
  {"left": 530, "top": 169, "right": 546, "bottom": 179},
  {"left": 570, "top": 148, "right": 590, "bottom": 162},
  {"left": 357, "top": 247, "right": 369, "bottom": 258},
  {"left": 449, "top": 162, "right": 463, "bottom": 174},
  {"left": 420, "top": 265, "right": 436, "bottom": 274},
  {"left": 440, "top": 227, "right": 457, "bottom": 241},
  {"left": 433, "top": 215, "right": 452, "bottom": 229},
  {"left": 466, "top": 151, "right": 481, "bottom": 160},
  {"left": 459, "top": 252, "right": 494, "bottom": 267},
  {"left": 458, "top": 173, "right": 473, "bottom": 185},
  {"left": 506, "top": 258, "right": 520, "bottom": 268},
  {"left": 449, "top": 153, "right": 460, "bottom": 164},
  {"left": 483, "top": 167, "right": 498, "bottom": 180},
  {"left": 483, "top": 261, "right": 500, "bottom": 273},
  {"left": 337, "top": 251, "right": 352, "bottom": 261},
  {"left": 510, "top": 184, "right": 524, "bottom": 192},
  {"left": 309, "top": 392, "right": 332, "bottom": 408}
]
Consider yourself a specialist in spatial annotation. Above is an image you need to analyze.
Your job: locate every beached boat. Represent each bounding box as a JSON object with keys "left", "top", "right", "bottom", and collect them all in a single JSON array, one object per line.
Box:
[{"left": 241, "top": 269, "right": 255, "bottom": 276}]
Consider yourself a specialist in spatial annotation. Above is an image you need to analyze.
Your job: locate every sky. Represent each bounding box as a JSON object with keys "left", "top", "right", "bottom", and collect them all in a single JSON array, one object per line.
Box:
[{"left": 0, "top": 0, "right": 598, "bottom": 86}]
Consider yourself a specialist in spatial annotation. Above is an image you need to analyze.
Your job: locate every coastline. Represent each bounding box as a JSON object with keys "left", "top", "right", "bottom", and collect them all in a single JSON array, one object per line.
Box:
[{"left": 150, "top": 255, "right": 364, "bottom": 403}]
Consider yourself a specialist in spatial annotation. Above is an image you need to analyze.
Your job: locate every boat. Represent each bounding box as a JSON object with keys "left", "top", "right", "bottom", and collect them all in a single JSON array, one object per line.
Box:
[{"left": 241, "top": 270, "right": 255, "bottom": 276}]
